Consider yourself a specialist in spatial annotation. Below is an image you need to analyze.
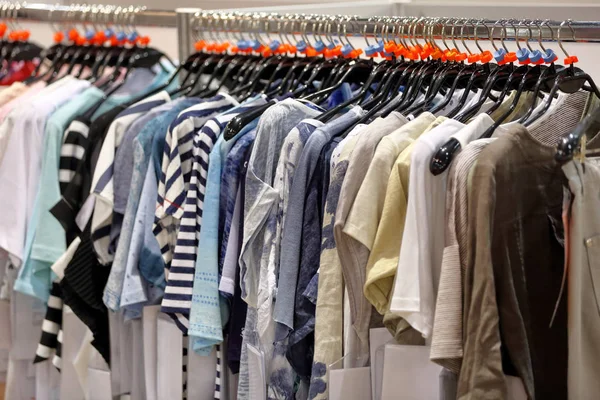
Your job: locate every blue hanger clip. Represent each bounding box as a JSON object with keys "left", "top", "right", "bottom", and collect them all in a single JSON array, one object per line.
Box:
[
  {"left": 542, "top": 49, "right": 558, "bottom": 63},
  {"left": 341, "top": 43, "right": 353, "bottom": 56},
  {"left": 296, "top": 40, "right": 307, "bottom": 52},
  {"left": 269, "top": 40, "right": 281, "bottom": 52},
  {"left": 493, "top": 48, "right": 507, "bottom": 63}
]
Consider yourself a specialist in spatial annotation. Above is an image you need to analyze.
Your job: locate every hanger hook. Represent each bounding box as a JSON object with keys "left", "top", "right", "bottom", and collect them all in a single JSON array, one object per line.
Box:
[
  {"left": 509, "top": 19, "right": 521, "bottom": 50},
  {"left": 521, "top": 19, "right": 533, "bottom": 51},
  {"left": 421, "top": 17, "right": 432, "bottom": 49},
  {"left": 338, "top": 15, "right": 352, "bottom": 50},
  {"left": 494, "top": 19, "right": 509, "bottom": 52},
  {"left": 427, "top": 17, "right": 440, "bottom": 51},
  {"left": 364, "top": 16, "right": 375, "bottom": 47},
  {"left": 407, "top": 17, "right": 417, "bottom": 48},
  {"left": 470, "top": 19, "right": 483, "bottom": 53},
  {"left": 532, "top": 19, "right": 546, "bottom": 53},
  {"left": 558, "top": 19, "right": 575, "bottom": 58},
  {"left": 324, "top": 16, "right": 335, "bottom": 47},
  {"left": 13, "top": 1, "right": 22, "bottom": 32},
  {"left": 449, "top": 18, "right": 459, "bottom": 51},
  {"left": 417, "top": 17, "right": 426, "bottom": 48},
  {"left": 439, "top": 18, "right": 451, "bottom": 51},
  {"left": 459, "top": 18, "right": 472, "bottom": 54}
]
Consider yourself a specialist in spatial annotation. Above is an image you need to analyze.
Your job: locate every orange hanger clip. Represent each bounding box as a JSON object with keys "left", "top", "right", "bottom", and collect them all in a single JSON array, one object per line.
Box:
[
  {"left": 68, "top": 28, "right": 79, "bottom": 42},
  {"left": 53, "top": 31, "right": 65, "bottom": 44},
  {"left": 194, "top": 40, "right": 206, "bottom": 52},
  {"left": 498, "top": 51, "right": 517, "bottom": 65},
  {"left": 454, "top": 52, "right": 467, "bottom": 62},
  {"left": 564, "top": 55, "right": 578, "bottom": 65},
  {"left": 467, "top": 53, "right": 481, "bottom": 63},
  {"left": 480, "top": 50, "right": 493, "bottom": 63}
]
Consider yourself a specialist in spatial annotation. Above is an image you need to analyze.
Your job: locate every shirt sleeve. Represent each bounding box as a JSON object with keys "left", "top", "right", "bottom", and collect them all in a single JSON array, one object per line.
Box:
[
  {"left": 0, "top": 110, "right": 36, "bottom": 266},
  {"left": 344, "top": 138, "right": 396, "bottom": 252},
  {"left": 390, "top": 143, "right": 424, "bottom": 332},
  {"left": 365, "top": 152, "right": 409, "bottom": 315},
  {"left": 457, "top": 160, "right": 505, "bottom": 400}
]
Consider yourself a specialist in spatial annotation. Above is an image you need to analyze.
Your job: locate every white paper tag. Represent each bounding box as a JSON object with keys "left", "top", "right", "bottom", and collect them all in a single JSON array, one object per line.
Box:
[
  {"left": 329, "top": 367, "right": 372, "bottom": 400},
  {"left": 381, "top": 344, "right": 442, "bottom": 400},
  {"left": 370, "top": 328, "right": 393, "bottom": 400}
]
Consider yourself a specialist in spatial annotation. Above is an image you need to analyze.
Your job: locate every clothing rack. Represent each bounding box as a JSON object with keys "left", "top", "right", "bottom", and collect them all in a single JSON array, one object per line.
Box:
[
  {"left": 11, "top": 3, "right": 177, "bottom": 27},
  {"left": 176, "top": 10, "right": 600, "bottom": 59}
]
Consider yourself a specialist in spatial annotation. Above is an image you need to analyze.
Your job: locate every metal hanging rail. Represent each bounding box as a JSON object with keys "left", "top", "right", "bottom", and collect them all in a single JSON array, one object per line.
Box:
[
  {"left": 13, "top": 2, "right": 177, "bottom": 27},
  {"left": 186, "top": 12, "right": 600, "bottom": 44},
  {"left": 175, "top": 10, "right": 600, "bottom": 65}
]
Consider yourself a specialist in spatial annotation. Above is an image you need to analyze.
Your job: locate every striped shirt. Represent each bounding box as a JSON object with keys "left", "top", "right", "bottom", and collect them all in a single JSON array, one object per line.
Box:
[
  {"left": 59, "top": 118, "right": 92, "bottom": 193},
  {"left": 160, "top": 99, "right": 264, "bottom": 333},
  {"left": 90, "top": 92, "right": 171, "bottom": 265},
  {"left": 153, "top": 94, "right": 239, "bottom": 269},
  {"left": 33, "top": 281, "right": 63, "bottom": 369},
  {"left": 33, "top": 116, "right": 97, "bottom": 370}
]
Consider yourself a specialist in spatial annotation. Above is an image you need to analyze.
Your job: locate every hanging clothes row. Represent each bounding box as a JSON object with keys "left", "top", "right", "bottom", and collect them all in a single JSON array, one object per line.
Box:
[{"left": 0, "top": 8, "right": 600, "bottom": 400}]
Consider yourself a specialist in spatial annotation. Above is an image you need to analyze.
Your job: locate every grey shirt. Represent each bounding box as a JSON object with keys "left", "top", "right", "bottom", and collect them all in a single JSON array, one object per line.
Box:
[
  {"left": 109, "top": 101, "right": 179, "bottom": 250},
  {"left": 333, "top": 112, "right": 408, "bottom": 366},
  {"left": 274, "top": 107, "right": 366, "bottom": 337}
]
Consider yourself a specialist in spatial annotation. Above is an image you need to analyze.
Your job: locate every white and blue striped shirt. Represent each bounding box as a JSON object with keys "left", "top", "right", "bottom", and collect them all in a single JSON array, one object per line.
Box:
[{"left": 160, "top": 97, "right": 266, "bottom": 333}]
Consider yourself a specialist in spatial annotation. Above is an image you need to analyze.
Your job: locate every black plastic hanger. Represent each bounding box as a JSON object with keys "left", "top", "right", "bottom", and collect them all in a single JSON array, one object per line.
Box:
[
  {"left": 265, "top": 57, "right": 307, "bottom": 97},
  {"left": 228, "top": 56, "right": 270, "bottom": 97},
  {"left": 526, "top": 64, "right": 600, "bottom": 126},
  {"left": 290, "top": 57, "right": 337, "bottom": 97},
  {"left": 305, "top": 58, "right": 374, "bottom": 105},
  {"left": 25, "top": 44, "right": 61, "bottom": 84},
  {"left": 454, "top": 63, "right": 507, "bottom": 122},
  {"left": 222, "top": 100, "right": 276, "bottom": 140},
  {"left": 478, "top": 64, "right": 542, "bottom": 136},
  {"left": 189, "top": 54, "right": 235, "bottom": 97},
  {"left": 556, "top": 106, "right": 600, "bottom": 161},
  {"left": 204, "top": 55, "right": 252, "bottom": 97},
  {"left": 316, "top": 59, "right": 388, "bottom": 122}
]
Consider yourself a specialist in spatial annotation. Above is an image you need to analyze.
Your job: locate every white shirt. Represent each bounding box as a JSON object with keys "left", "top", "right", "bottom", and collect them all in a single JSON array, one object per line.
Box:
[
  {"left": 390, "top": 118, "right": 466, "bottom": 338},
  {"left": 0, "top": 77, "right": 89, "bottom": 267}
]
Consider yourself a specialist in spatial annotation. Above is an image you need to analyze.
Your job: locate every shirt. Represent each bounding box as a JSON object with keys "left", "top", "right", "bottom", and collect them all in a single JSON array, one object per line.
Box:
[
  {"left": 333, "top": 112, "right": 408, "bottom": 366},
  {"left": 308, "top": 123, "right": 365, "bottom": 400},
  {"left": 275, "top": 107, "right": 366, "bottom": 336},
  {"left": 237, "top": 99, "right": 322, "bottom": 400},
  {"left": 188, "top": 98, "right": 268, "bottom": 353},
  {"left": 0, "top": 77, "right": 89, "bottom": 268},
  {"left": 347, "top": 113, "right": 437, "bottom": 315},
  {"left": 459, "top": 92, "right": 587, "bottom": 400},
  {"left": 0, "top": 81, "right": 46, "bottom": 160},
  {"left": 390, "top": 118, "right": 466, "bottom": 338},
  {"left": 239, "top": 99, "right": 322, "bottom": 308},
  {"left": 284, "top": 110, "right": 366, "bottom": 380},
  {"left": 154, "top": 94, "right": 240, "bottom": 268},
  {"left": 56, "top": 107, "right": 127, "bottom": 366},
  {"left": 263, "top": 119, "right": 325, "bottom": 398},
  {"left": 218, "top": 125, "right": 259, "bottom": 297},
  {"left": 110, "top": 101, "right": 178, "bottom": 253},
  {"left": 15, "top": 87, "right": 102, "bottom": 302},
  {"left": 60, "top": 118, "right": 93, "bottom": 193},
  {"left": 429, "top": 114, "right": 497, "bottom": 371},
  {"left": 159, "top": 99, "right": 260, "bottom": 333},
  {"left": 103, "top": 97, "right": 199, "bottom": 312},
  {"left": 90, "top": 91, "right": 172, "bottom": 265}
]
